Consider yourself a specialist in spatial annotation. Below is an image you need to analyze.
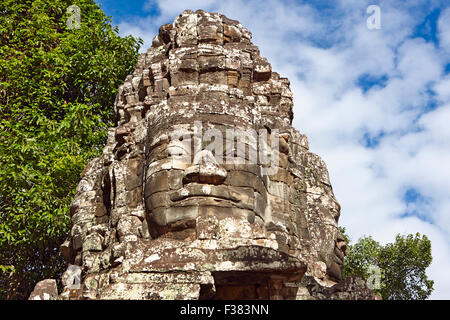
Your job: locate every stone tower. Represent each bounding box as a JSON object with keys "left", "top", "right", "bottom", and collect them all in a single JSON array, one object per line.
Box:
[{"left": 30, "top": 10, "right": 375, "bottom": 300}]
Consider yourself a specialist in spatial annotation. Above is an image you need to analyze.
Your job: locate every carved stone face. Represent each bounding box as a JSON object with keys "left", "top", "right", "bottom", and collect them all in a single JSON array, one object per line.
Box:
[
  {"left": 143, "top": 115, "right": 273, "bottom": 241},
  {"left": 60, "top": 10, "right": 350, "bottom": 300}
]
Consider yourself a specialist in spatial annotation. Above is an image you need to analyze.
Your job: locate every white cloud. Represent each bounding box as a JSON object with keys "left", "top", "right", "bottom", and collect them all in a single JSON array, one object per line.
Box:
[
  {"left": 438, "top": 7, "right": 450, "bottom": 53},
  {"left": 434, "top": 75, "right": 450, "bottom": 102},
  {"left": 117, "top": 16, "right": 159, "bottom": 51},
  {"left": 114, "top": 0, "right": 450, "bottom": 299}
]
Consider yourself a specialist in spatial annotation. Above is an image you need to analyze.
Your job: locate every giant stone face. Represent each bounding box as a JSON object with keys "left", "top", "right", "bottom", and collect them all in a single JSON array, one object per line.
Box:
[{"left": 61, "top": 10, "right": 347, "bottom": 300}]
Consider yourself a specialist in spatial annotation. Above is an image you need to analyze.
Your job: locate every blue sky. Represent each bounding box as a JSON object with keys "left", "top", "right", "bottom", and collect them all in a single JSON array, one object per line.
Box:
[{"left": 96, "top": 0, "right": 450, "bottom": 299}]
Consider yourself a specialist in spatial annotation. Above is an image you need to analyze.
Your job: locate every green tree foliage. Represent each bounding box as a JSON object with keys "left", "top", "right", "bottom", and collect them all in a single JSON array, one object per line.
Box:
[
  {"left": 0, "top": 0, "right": 142, "bottom": 299},
  {"left": 340, "top": 228, "right": 434, "bottom": 300}
]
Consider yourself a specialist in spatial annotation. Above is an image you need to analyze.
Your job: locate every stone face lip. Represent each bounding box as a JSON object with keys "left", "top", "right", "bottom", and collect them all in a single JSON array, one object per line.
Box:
[{"left": 30, "top": 9, "right": 374, "bottom": 300}]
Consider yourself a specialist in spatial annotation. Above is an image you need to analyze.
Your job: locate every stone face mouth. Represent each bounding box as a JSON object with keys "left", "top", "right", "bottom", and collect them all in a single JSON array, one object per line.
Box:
[
  {"left": 171, "top": 183, "right": 238, "bottom": 201},
  {"left": 170, "top": 180, "right": 256, "bottom": 211}
]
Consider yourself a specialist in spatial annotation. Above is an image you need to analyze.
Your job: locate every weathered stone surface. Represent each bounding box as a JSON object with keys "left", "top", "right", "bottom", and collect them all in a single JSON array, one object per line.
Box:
[
  {"left": 28, "top": 279, "right": 58, "bottom": 300},
  {"left": 30, "top": 10, "right": 373, "bottom": 300},
  {"left": 296, "top": 275, "right": 378, "bottom": 300}
]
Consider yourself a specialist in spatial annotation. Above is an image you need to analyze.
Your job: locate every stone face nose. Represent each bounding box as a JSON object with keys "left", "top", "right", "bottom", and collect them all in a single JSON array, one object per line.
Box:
[{"left": 183, "top": 150, "right": 227, "bottom": 185}]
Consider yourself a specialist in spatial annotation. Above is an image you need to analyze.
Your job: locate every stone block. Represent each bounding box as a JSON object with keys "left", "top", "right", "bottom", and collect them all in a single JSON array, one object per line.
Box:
[{"left": 29, "top": 279, "right": 58, "bottom": 300}]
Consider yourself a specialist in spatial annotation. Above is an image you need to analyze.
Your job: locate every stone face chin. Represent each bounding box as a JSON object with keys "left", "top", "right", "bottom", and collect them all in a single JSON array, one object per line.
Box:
[{"left": 37, "top": 9, "right": 375, "bottom": 300}]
